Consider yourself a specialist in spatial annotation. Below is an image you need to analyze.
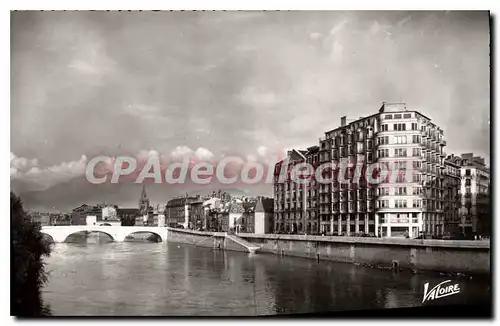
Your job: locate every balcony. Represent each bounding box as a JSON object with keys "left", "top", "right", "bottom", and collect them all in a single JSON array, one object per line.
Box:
[
  {"left": 383, "top": 216, "right": 410, "bottom": 223},
  {"left": 440, "top": 139, "right": 447, "bottom": 146}
]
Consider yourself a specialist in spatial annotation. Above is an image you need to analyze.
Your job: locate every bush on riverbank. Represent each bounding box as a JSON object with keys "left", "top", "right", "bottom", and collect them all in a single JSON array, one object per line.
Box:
[{"left": 11, "top": 192, "right": 52, "bottom": 316}]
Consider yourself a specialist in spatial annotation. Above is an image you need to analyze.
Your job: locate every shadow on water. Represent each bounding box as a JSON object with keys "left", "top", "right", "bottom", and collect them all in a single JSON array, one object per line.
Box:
[
  {"left": 124, "top": 232, "right": 162, "bottom": 243},
  {"left": 42, "top": 242, "right": 490, "bottom": 316}
]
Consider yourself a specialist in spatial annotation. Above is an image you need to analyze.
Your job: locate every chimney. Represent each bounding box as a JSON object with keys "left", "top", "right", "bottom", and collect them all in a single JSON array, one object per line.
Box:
[{"left": 340, "top": 116, "right": 347, "bottom": 127}]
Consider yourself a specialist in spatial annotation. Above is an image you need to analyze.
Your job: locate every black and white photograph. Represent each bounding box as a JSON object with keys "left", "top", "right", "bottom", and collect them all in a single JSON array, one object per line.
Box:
[{"left": 9, "top": 7, "right": 492, "bottom": 318}]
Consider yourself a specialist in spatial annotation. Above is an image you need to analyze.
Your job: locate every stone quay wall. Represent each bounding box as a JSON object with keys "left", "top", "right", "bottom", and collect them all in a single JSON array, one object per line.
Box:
[
  {"left": 237, "top": 233, "right": 490, "bottom": 276},
  {"left": 166, "top": 228, "right": 489, "bottom": 275}
]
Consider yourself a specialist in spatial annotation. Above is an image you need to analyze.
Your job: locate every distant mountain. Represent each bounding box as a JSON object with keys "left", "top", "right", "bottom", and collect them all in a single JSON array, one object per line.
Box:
[{"left": 12, "top": 176, "right": 273, "bottom": 212}]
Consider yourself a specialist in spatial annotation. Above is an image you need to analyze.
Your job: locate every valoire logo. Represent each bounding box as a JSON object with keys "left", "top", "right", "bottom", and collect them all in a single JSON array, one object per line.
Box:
[{"left": 422, "top": 280, "right": 460, "bottom": 303}]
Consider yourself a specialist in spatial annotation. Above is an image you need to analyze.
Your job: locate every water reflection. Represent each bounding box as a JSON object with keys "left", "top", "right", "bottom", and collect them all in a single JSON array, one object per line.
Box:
[{"left": 42, "top": 242, "right": 490, "bottom": 316}]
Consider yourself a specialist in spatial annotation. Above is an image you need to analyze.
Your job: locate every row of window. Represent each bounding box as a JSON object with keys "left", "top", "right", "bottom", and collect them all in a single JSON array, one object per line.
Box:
[
  {"left": 377, "top": 147, "right": 425, "bottom": 158},
  {"left": 377, "top": 199, "right": 422, "bottom": 208},
  {"left": 377, "top": 135, "right": 422, "bottom": 145},
  {"left": 384, "top": 113, "right": 413, "bottom": 120},
  {"left": 379, "top": 122, "right": 420, "bottom": 132}
]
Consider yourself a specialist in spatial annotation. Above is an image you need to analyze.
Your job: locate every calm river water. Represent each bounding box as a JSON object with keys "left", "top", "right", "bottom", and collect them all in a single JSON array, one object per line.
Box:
[{"left": 42, "top": 241, "right": 490, "bottom": 316}]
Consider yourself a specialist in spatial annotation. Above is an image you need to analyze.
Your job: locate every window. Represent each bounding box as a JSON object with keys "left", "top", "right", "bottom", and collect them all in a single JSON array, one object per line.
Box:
[
  {"left": 378, "top": 136, "right": 389, "bottom": 145},
  {"left": 395, "top": 200, "right": 407, "bottom": 208},
  {"left": 413, "top": 187, "right": 422, "bottom": 195},
  {"left": 412, "top": 160, "right": 422, "bottom": 169},
  {"left": 413, "top": 173, "right": 422, "bottom": 182},
  {"left": 413, "top": 200, "right": 421, "bottom": 208},
  {"left": 394, "top": 161, "right": 407, "bottom": 169},
  {"left": 393, "top": 123, "right": 406, "bottom": 131},
  {"left": 378, "top": 200, "right": 389, "bottom": 208},
  {"left": 395, "top": 187, "right": 407, "bottom": 195},
  {"left": 394, "top": 148, "right": 407, "bottom": 157},
  {"left": 412, "top": 135, "right": 420, "bottom": 143},
  {"left": 404, "top": 113, "right": 412, "bottom": 119},
  {"left": 465, "top": 169, "right": 471, "bottom": 176},
  {"left": 411, "top": 123, "right": 418, "bottom": 130},
  {"left": 395, "top": 174, "right": 406, "bottom": 183},
  {"left": 465, "top": 179, "right": 471, "bottom": 186},
  {"left": 378, "top": 149, "right": 389, "bottom": 158},
  {"left": 412, "top": 148, "right": 421, "bottom": 157},
  {"left": 385, "top": 114, "right": 393, "bottom": 120},
  {"left": 380, "top": 124, "right": 388, "bottom": 132},
  {"left": 394, "top": 114, "right": 402, "bottom": 119},
  {"left": 378, "top": 187, "right": 389, "bottom": 196},
  {"left": 394, "top": 135, "right": 407, "bottom": 144}
]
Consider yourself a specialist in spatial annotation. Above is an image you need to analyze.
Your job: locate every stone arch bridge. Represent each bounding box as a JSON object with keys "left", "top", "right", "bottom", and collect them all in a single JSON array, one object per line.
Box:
[{"left": 41, "top": 225, "right": 168, "bottom": 243}]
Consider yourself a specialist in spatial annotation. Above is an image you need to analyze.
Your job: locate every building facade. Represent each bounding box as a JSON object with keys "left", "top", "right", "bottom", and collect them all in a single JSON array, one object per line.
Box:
[
  {"left": 273, "top": 149, "right": 309, "bottom": 234},
  {"left": 458, "top": 153, "right": 490, "bottom": 236},
  {"left": 71, "top": 204, "right": 103, "bottom": 226},
  {"left": 273, "top": 102, "right": 448, "bottom": 238},
  {"left": 443, "top": 155, "right": 462, "bottom": 234},
  {"left": 254, "top": 197, "right": 274, "bottom": 234},
  {"left": 166, "top": 195, "right": 204, "bottom": 229}
]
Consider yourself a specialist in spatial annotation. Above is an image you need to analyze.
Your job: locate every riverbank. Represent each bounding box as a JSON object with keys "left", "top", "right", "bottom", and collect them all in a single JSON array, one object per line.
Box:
[{"left": 166, "top": 228, "right": 490, "bottom": 276}]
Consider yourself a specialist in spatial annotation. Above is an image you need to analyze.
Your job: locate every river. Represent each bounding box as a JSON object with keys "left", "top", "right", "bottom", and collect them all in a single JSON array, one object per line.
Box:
[{"left": 42, "top": 241, "right": 490, "bottom": 316}]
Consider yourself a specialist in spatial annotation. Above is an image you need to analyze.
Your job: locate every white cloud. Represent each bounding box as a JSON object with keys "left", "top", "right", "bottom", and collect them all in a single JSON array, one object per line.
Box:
[
  {"left": 194, "top": 148, "right": 215, "bottom": 161},
  {"left": 170, "top": 146, "right": 214, "bottom": 162},
  {"left": 137, "top": 149, "right": 160, "bottom": 161},
  {"left": 11, "top": 152, "right": 39, "bottom": 172},
  {"left": 170, "top": 146, "right": 194, "bottom": 160},
  {"left": 257, "top": 146, "right": 268, "bottom": 157},
  {"left": 330, "top": 19, "right": 348, "bottom": 36},
  {"left": 11, "top": 153, "right": 88, "bottom": 191}
]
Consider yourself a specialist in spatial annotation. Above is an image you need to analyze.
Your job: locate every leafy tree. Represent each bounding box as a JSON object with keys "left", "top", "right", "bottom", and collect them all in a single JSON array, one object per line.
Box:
[{"left": 11, "top": 192, "right": 52, "bottom": 316}]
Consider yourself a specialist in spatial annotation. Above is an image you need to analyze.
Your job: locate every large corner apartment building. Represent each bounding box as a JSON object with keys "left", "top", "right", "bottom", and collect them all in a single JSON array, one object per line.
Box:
[{"left": 273, "top": 102, "right": 488, "bottom": 238}]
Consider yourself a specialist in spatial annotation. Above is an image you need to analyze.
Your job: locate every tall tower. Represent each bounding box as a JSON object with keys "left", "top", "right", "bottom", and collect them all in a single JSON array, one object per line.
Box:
[{"left": 139, "top": 184, "right": 150, "bottom": 215}]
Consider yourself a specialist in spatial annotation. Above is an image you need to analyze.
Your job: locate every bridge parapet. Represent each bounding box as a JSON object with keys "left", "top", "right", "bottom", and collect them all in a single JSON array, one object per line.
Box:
[{"left": 41, "top": 226, "right": 168, "bottom": 243}]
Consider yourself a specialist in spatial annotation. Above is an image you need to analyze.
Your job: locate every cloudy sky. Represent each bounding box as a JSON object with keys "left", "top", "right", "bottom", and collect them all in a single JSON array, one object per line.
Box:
[{"left": 11, "top": 11, "right": 490, "bottom": 198}]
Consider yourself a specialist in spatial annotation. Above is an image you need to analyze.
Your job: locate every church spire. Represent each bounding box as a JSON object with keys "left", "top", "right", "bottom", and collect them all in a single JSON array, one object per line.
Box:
[{"left": 139, "top": 184, "right": 149, "bottom": 213}]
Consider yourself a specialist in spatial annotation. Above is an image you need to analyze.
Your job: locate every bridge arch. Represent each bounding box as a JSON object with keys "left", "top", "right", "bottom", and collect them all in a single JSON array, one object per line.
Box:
[
  {"left": 65, "top": 230, "right": 115, "bottom": 242},
  {"left": 124, "top": 231, "right": 163, "bottom": 242}
]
